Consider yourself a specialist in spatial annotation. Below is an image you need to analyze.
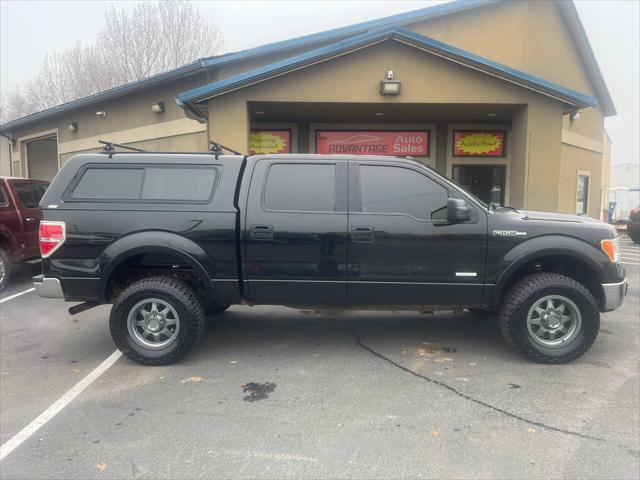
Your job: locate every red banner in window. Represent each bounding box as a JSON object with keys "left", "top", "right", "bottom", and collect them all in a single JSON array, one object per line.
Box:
[
  {"left": 316, "top": 131, "right": 429, "bottom": 156},
  {"left": 453, "top": 130, "right": 506, "bottom": 157}
]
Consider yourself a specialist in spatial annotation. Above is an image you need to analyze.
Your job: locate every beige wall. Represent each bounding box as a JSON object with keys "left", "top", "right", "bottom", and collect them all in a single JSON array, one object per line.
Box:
[
  {"left": 407, "top": 0, "right": 605, "bottom": 147},
  {"left": 0, "top": 136, "right": 11, "bottom": 176},
  {"left": 558, "top": 143, "right": 603, "bottom": 218},
  {"left": 207, "top": 40, "right": 570, "bottom": 212},
  {"left": 6, "top": 72, "right": 210, "bottom": 177}
]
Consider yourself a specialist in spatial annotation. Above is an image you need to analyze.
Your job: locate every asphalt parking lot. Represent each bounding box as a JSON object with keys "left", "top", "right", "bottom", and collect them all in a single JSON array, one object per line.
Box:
[{"left": 1, "top": 236, "right": 638, "bottom": 479}]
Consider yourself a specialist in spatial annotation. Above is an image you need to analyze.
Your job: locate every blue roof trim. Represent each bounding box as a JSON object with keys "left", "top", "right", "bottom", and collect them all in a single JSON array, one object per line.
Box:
[
  {"left": 176, "top": 26, "right": 598, "bottom": 108},
  {"left": 199, "top": 0, "right": 499, "bottom": 68},
  {"left": 0, "top": 60, "right": 206, "bottom": 132}
]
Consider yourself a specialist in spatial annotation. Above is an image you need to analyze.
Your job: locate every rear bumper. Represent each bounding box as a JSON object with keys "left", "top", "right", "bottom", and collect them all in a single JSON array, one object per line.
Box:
[
  {"left": 601, "top": 278, "right": 627, "bottom": 312},
  {"left": 32, "top": 275, "right": 64, "bottom": 299}
]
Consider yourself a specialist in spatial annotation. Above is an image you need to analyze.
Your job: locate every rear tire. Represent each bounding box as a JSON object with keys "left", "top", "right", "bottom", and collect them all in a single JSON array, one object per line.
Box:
[
  {"left": 499, "top": 273, "right": 600, "bottom": 363},
  {"left": 630, "top": 232, "right": 640, "bottom": 244},
  {"left": 110, "top": 276, "right": 205, "bottom": 365},
  {"left": 0, "top": 248, "right": 11, "bottom": 291}
]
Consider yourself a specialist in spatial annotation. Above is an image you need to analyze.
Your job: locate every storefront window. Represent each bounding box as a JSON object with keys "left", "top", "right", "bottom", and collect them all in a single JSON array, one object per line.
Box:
[{"left": 577, "top": 174, "right": 589, "bottom": 215}]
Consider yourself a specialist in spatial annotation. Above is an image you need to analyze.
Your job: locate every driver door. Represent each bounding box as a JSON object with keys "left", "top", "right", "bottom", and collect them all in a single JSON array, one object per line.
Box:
[{"left": 347, "top": 161, "right": 488, "bottom": 306}]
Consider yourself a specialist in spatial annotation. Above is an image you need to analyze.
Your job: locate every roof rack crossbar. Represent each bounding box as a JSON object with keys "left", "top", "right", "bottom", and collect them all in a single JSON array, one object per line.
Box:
[
  {"left": 98, "top": 140, "right": 146, "bottom": 153},
  {"left": 209, "top": 141, "right": 242, "bottom": 156}
]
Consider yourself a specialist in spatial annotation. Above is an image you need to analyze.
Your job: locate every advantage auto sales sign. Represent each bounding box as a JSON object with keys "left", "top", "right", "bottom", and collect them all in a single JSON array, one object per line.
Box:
[{"left": 316, "top": 131, "right": 430, "bottom": 156}]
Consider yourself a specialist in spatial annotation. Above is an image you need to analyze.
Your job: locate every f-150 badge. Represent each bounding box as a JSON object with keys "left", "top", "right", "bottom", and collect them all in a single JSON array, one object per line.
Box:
[{"left": 493, "top": 230, "right": 527, "bottom": 237}]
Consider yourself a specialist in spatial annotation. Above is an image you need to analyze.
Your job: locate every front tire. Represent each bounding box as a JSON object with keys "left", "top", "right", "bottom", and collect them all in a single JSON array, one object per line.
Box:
[
  {"left": 499, "top": 273, "right": 600, "bottom": 363},
  {"left": 110, "top": 276, "right": 205, "bottom": 365},
  {"left": 630, "top": 232, "right": 640, "bottom": 244},
  {"left": 0, "top": 248, "right": 11, "bottom": 291}
]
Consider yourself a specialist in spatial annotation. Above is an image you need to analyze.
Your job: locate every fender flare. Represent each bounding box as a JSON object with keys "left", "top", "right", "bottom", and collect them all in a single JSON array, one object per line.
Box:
[
  {"left": 98, "top": 231, "right": 218, "bottom": 302},
  {"left": 490, "top": 235, "right": 609, "bottom": 307}
]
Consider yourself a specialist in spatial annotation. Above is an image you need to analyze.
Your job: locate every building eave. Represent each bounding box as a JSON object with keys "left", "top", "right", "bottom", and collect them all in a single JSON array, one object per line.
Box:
[
  {"left": 177, "top": 27, "right": 598, "bottom": 110},
  {"left": 557, "top": 1, "right": 616, "bottom": 116},
  {"left": 0, "top": 60, "right": 207, "bottom": 133}
]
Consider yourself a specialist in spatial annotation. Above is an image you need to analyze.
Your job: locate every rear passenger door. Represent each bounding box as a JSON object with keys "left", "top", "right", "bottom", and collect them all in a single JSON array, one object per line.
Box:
[{"left": 244, "top": 158, "right": 348, "bottom": 305}]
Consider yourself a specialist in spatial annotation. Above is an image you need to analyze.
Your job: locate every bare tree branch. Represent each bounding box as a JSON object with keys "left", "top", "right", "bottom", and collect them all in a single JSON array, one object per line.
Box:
[{"left": 1, "top": 0, "right": 223, "bottom": 123}]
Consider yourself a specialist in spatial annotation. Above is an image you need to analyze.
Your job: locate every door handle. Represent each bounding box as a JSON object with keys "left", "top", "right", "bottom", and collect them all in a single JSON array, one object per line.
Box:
[
  {"left": 25, "top": 217, "right": 36, "bottom": 223},
  {"left": 250, "top": 224, "right": 274, "bottom": 240},
  {"left": 351, "top": 226, "right": 374, "bottom": 243}
]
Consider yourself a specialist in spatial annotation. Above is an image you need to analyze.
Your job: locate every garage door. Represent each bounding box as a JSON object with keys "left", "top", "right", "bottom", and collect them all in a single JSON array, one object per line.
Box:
[{"left": 27, "top": 137, "right": 59, "bottom": 181}]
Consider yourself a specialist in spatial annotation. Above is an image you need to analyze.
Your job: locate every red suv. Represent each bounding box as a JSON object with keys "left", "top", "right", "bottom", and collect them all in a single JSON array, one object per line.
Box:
[{"left": 0, "top": 177, "right": 50, "bottom": 290}]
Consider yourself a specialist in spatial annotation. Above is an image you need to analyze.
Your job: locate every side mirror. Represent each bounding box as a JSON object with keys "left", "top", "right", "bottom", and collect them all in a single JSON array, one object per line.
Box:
[{"left": 447, "top": 198, "right": 472, "bottom": 223}]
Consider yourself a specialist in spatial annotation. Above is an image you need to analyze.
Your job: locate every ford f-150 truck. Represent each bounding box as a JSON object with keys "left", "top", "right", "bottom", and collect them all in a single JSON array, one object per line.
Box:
[{"left": 33, "top": 151, "right": 627, "bottom": 365}]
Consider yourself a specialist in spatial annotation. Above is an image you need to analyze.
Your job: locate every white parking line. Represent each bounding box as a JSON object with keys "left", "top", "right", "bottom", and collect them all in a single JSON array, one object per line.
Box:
[
  {"left": 0, "top": 350, "right": 122, "bottom": 461},
  {"left": 0, "top": 288, "right": 35, "bottom": 304},
  {"left": 622, "top": 253, "right": 640, "bottom": 258},
  {"left": 622, "top": 262, "right": 640, "bottom": 266}
]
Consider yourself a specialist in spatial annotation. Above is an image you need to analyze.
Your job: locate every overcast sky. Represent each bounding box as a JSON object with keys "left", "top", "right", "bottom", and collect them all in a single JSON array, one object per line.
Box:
[{"left": 1, "top": 0, "right": 638, "bottom": 168}]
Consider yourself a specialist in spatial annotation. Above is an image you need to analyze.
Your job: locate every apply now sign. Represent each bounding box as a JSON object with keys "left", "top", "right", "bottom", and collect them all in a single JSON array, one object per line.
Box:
[{"left": 316, "top": 131, "right": 430, "bottom": 156}]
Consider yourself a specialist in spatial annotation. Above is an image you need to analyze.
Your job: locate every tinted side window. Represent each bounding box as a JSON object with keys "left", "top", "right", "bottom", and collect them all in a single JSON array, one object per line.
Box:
[
  {"left": 141, "top": 167, "right": 217, "bottom": 201},
  {"left": 71, "top": 166, "right": 217, "bottom": 202},
  {"left": 13, "top": 182, "right": 48, "bottom": 208},
  {"left": 359, "top": 165, "right": 448, "bottom": 220},
  {"left": 264, "top": 163, "right": 336, "bottom": 212},
  {"left": 72, "top": 168, "right": 144, "bottom": 199},
  {"left": 0, "top": 186, "right": 7, "bottom": 206}
]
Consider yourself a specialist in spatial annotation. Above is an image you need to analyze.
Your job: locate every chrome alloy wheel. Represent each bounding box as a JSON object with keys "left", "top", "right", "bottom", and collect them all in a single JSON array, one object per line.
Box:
[
  {"left": 526, "top": 295, "right": 582, "bottom": 348},
  {"left": 127, "top": 298, "right": 180, "bottom": 350},
  {"left": 0, "top": 258, "right": 5, "bottom": 285}
]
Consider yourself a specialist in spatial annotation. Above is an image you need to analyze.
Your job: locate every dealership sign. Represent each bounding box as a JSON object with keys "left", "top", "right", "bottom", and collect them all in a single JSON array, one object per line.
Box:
[
  {"left": 453, "top": 130, "right": 506, "bottom": 157},
  {"left": 316, "top": 131, "right": 430, "bottom": 156},
  {"left": 250, "top": 130, "right": 291, "bottom": 155}
]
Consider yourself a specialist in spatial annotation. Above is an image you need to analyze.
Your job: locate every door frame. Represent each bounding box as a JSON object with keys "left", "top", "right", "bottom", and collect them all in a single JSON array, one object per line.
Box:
[{"left": 451, "top": 164, "right": 507, "bottom": 206}]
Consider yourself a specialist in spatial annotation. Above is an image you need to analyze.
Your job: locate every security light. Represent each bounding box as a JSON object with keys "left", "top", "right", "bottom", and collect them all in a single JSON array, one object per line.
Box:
[
  {"left": 569, "top": 110, "right": 580, "bottom": 121},
  {"left": 380, "top": 80, "right": 401, "bottom": 96},
  {"left": 96, "top": 111, "right": 107, "bottom": 118},
  {"left": 151, "top": 102, "right": 165, "bottom": 113},
  {"left": 68, "top": 122, "right": 78, "bottom": 132}
]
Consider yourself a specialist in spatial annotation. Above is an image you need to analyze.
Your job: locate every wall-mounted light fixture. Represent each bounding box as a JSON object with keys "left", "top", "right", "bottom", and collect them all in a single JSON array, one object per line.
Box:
[
  {"left": 380, "top": 80, "right": 401, "bottom": 95},
  {"left": 96, "top": 111, "right": 107, "bottom": 118},
  {"left": 151, "top": 101, "right": 165, "bottom": 113},
  {"left": 380, "top": 70, "right": 401, "bottom": 95},
  {"left": 569, "top": 110, "right": 580, "bottom": 121},
  {"left": 68, "top": 122, "right": 78, "bottom": 132}
]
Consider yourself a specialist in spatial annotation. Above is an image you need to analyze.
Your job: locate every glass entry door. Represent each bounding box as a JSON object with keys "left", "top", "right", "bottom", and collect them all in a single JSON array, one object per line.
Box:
[{"left": 452, "top": 165, "right": 505, "bottom": 205}]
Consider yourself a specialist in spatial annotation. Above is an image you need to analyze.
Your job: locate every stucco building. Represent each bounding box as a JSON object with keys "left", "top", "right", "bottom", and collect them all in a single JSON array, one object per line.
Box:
[{"left": 0, "top": 0, "right": 615, "bottom": 219}]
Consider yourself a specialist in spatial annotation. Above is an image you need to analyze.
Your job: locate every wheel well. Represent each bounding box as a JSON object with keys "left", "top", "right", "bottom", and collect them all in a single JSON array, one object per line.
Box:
[
  {"left": 105, "top": 252, "right": 210, "bottom": 303},
  {"left": 496, "top": 255, "right": 604, "bottom": 310},
  {"left": 0, "top": 235, "right": 9, "bottom": 251}
]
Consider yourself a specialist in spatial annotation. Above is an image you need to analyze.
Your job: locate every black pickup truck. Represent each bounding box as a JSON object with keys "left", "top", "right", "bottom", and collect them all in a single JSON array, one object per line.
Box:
[{"left": 33, "top": 151, "right": 626, "bottom": 365}]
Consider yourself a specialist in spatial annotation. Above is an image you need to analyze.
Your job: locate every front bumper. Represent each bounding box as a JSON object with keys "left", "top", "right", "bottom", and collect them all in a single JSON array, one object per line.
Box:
[
  {"left": 601, "top": 278, "right": 627, "bottom": 312},
  {"left": 32, "top": 275, "right": 64, "bottom": 299}
]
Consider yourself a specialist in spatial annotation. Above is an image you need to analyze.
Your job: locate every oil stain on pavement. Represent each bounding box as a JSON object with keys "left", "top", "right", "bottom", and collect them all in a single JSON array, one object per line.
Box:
[{"left": 242, "top": 382, "right": 277, "bottom": 402}]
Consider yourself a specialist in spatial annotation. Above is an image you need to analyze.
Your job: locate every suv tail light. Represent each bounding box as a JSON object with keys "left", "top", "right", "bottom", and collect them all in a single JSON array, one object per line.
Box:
[{"left": 39, "top": 221, "right": 66, "bottom": 258}]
